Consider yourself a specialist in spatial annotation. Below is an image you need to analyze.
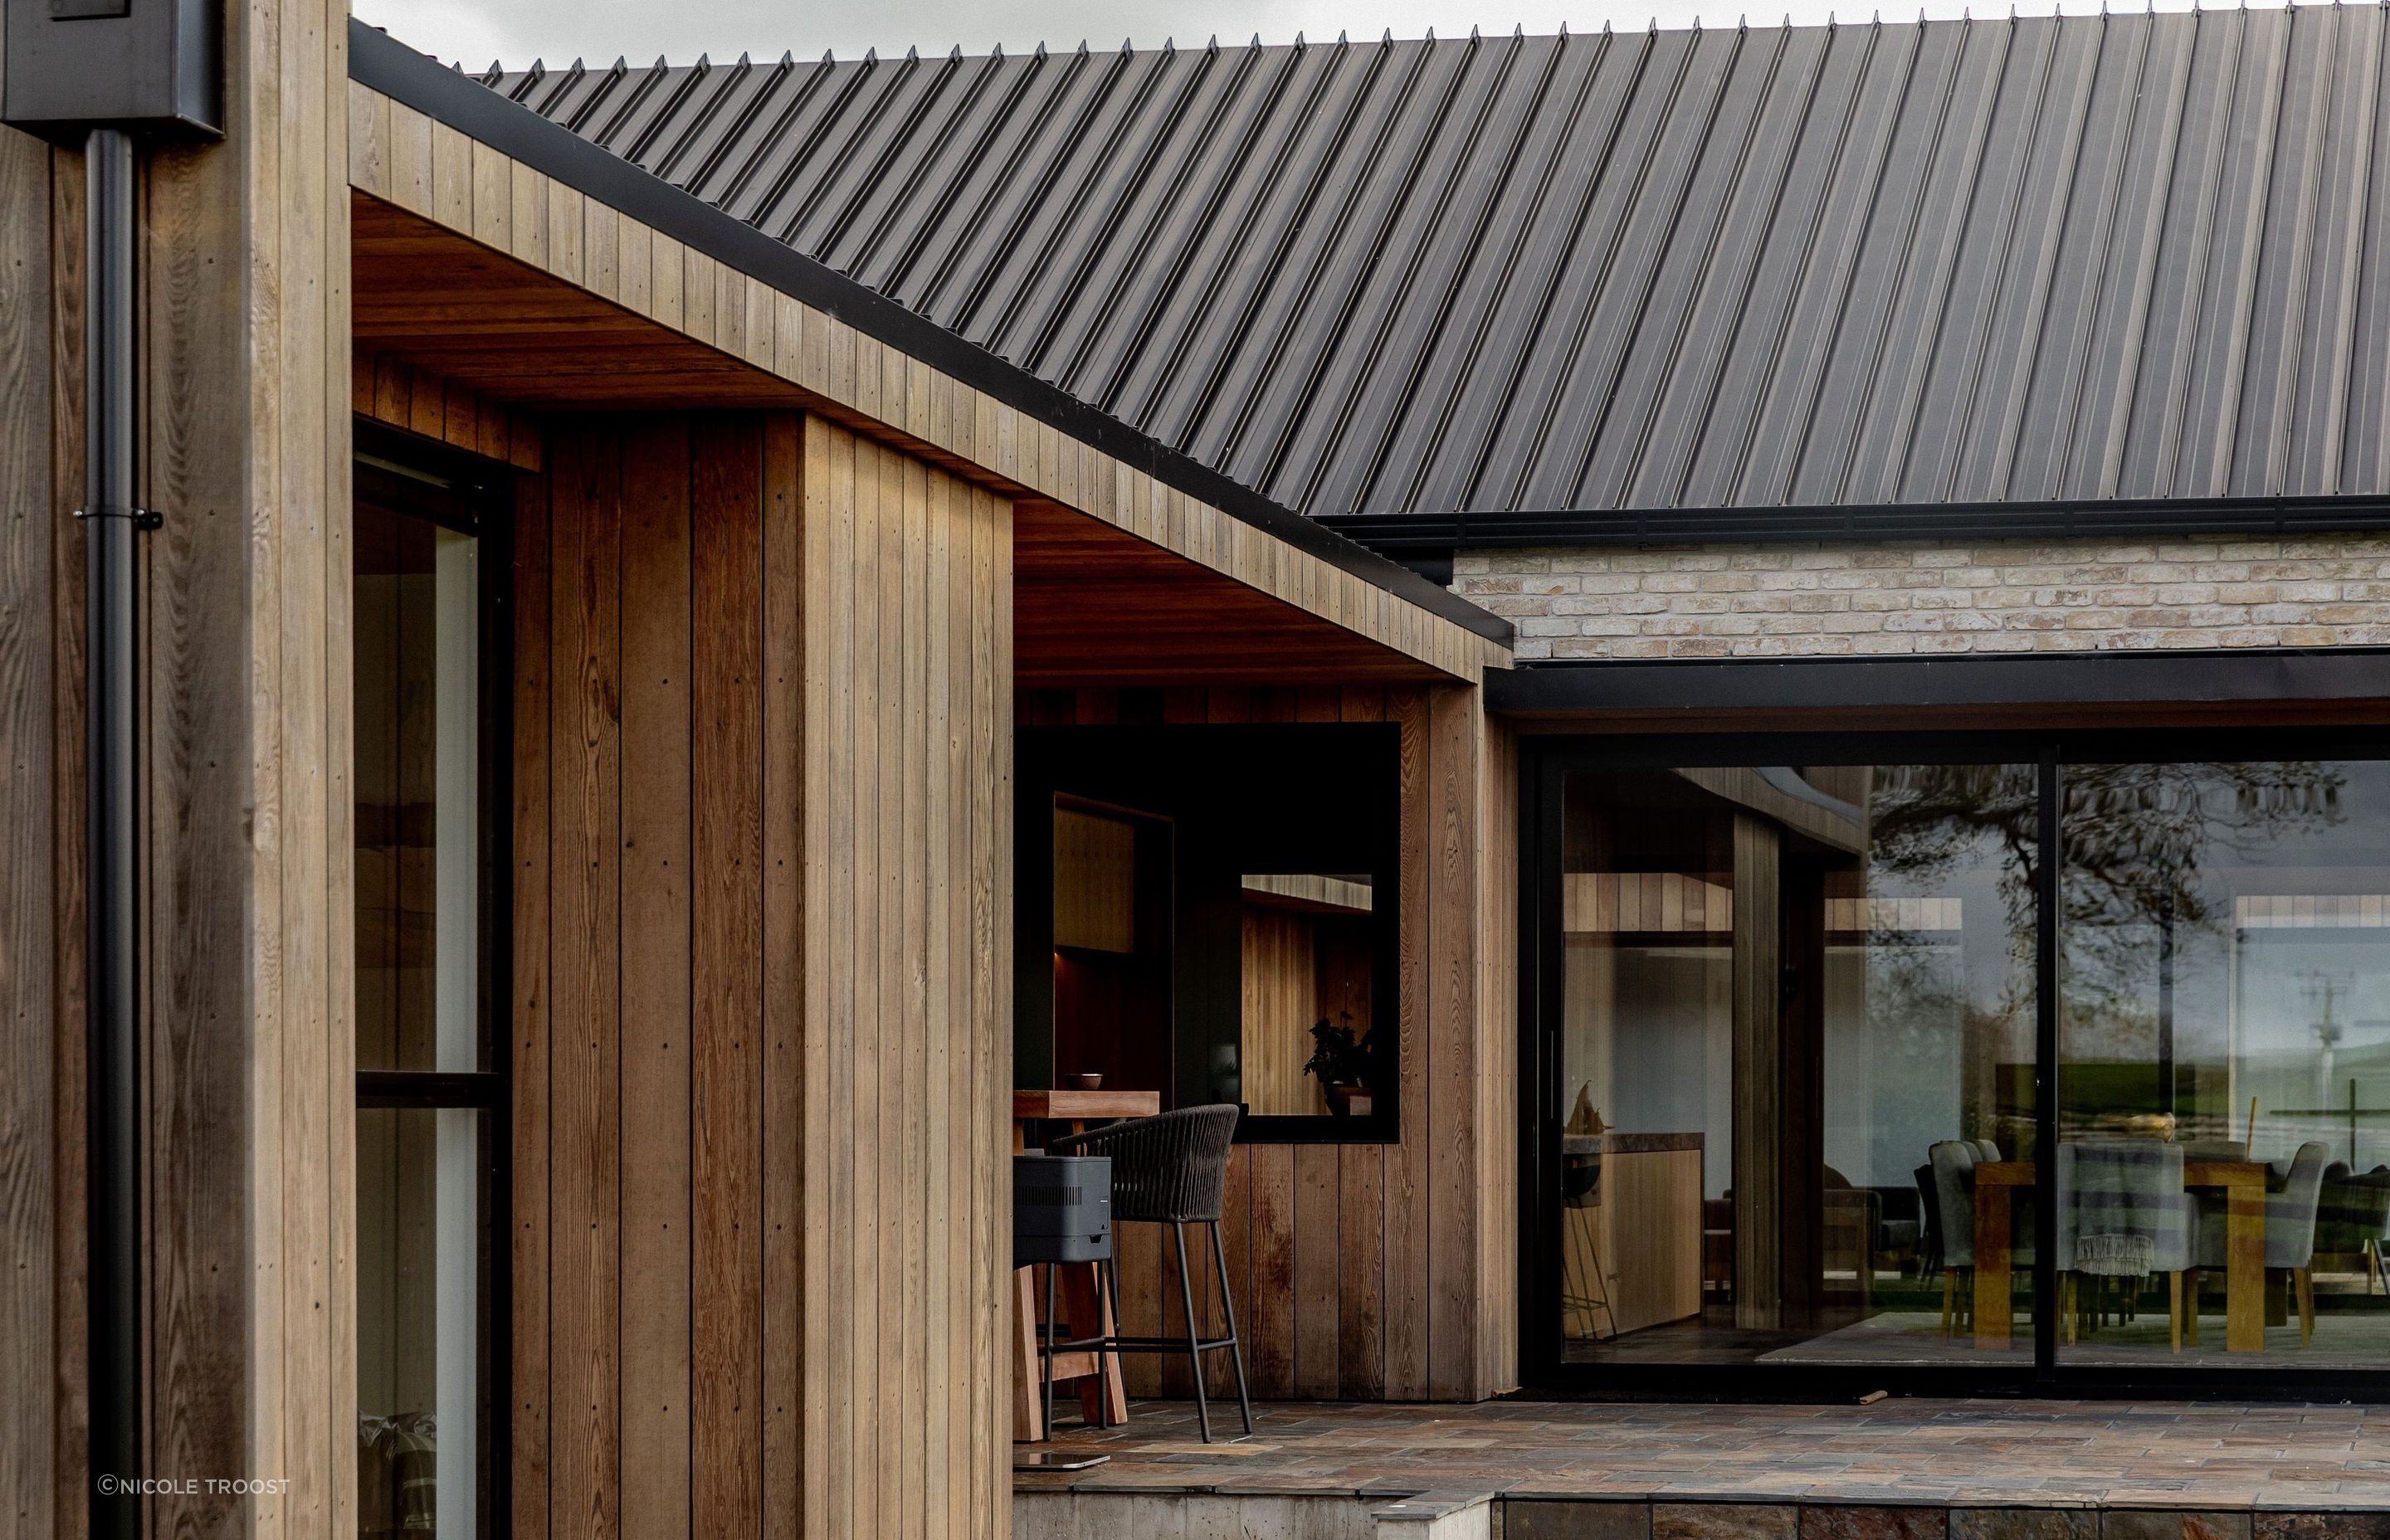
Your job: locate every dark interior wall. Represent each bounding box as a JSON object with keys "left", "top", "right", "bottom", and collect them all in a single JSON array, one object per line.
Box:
[{"left": 1012, "top": 718, "right": 1403, "bottom": 1133}]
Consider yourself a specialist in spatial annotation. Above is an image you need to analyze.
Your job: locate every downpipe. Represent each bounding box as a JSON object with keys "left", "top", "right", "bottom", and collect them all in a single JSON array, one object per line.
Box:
[{"left": 82, "top": 124, "right": 147, "bottom": 1540}]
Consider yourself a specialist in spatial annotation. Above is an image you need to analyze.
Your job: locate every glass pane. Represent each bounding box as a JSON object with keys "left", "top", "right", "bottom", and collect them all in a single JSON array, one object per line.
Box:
[
  {"left": 1050, "top": 802, "right": 1174, "bottom": 1101},
  {"left": 2060, "top": 759, "right": 2390, "bottom": 1367},
  {"left": 354, "top": 500, "right": 480, "bottom": 1073},
  {"left": 357, "top": 1106, "right": 486, "bottom": 1538},
  {"left": 1239, "top": 874, "right": 1384, "bottom": 1118},
  {"left": 1557, "top": 763, "right": 2037, "bottom": 1367}
]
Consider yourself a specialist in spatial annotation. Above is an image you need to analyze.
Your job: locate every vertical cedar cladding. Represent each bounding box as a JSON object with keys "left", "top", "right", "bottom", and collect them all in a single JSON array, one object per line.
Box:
[{"left": 513, "top": 412, "right": 1012, "bottom": 1540}]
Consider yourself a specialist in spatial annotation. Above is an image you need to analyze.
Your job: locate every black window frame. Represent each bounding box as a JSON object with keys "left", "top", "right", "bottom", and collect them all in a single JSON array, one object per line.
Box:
[
  {"left": 1519, "top": 724, "right": 2390, "bottom": 1403},
  {"left": 351, "top": 421, "right": 515, "bottom": 1535}
]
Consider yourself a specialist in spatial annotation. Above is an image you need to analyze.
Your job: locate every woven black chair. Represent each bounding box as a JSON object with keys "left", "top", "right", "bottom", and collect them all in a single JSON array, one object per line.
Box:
[{"left": 1051, "top": 1104, "right": 1254, "bottom": 1441}]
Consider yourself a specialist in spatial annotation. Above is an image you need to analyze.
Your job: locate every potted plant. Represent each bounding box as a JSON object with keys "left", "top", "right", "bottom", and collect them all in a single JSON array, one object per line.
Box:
[{"left": 1303, "top": 1011, "right": 1389, "bottom": 1118}]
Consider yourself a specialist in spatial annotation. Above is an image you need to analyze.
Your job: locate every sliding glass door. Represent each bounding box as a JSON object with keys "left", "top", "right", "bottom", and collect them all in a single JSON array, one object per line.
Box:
[
  {"left": 1529, "top": 733, "right": 2390, "bottom": 1391},
  {"left": 1550, "top": 758, "right": 2037, "bottom": 1370},
  {"left": 2057, "top": 758, "right": 2390, "bottom": 1370}
]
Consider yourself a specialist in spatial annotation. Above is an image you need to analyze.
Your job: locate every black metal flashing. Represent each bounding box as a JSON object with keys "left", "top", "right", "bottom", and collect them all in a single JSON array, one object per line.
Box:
[
  {"left": 1485, "top": 646, "right": 2390, "bottom": 715},
  {"left": 1317, "top": 494, "right": 2390, "bottom": 552},
  {"left": 347, "top": 21, "right": 1512, "bottom": 647}
]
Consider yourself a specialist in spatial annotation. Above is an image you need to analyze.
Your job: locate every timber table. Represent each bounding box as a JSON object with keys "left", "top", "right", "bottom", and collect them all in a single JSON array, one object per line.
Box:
[
  {"left": 1012, "top": 1089, "right": 1158, "bottom": 1440},
  {"left": 1972, "top": 1158, "right": 2269, "bottom": 1352}
]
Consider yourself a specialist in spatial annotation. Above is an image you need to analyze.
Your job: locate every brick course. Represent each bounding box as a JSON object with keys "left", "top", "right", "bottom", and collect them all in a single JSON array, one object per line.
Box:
[{"left": 1451, "top": 536, "right": 2390, "bottom": 660}]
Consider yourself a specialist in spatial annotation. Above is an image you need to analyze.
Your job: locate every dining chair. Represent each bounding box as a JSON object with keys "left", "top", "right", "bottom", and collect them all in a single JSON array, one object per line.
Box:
[
  {"left": 1051, "top": 1104, "right": 1254, "bottom": 1442},
  {"left": 1929, "top": 1140, "right": 1978, "bottom": 1339},
  {"left": 2058, "top": 1140, "right": 2191, "bottom": 1349},
  {"left": 2191, "top": 1140, "right": 2329, "bottom": 1347},
  {"left": 1914, "top": 1164, "right": 1943, "bottom": 1277}
]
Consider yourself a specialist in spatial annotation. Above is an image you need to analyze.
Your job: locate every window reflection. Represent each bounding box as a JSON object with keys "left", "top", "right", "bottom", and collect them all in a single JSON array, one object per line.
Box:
[
  {"left": 357, "top": 1105, "right": 484, "bottom": 1538},
  {"left": 1558, "top": 763, "right": 2037, "bottom": 1366},
  {"left": 1240, "top": 874, "right": 1383, "bottom": 1118},
  {"left": 354, "top": 478, "right": 492, "bottom": 1538},
  {"left": 2060, "top": 760, "right": 2390, "bottom": 1366}
]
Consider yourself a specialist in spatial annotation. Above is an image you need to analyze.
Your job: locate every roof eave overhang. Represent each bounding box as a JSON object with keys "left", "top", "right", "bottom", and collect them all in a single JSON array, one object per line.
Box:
[{"left": 345, "top": 20, "right": 1513, "bottom": 651}]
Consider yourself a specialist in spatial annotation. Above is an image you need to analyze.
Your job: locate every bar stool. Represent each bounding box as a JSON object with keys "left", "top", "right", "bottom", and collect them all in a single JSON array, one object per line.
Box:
[
  {"left": 1051, "top": 1104, "right": 1254, "bottom": 1442},
  {"left": 1013, "top": 1152, "right": 1116, "bottom": 1437},
  {"left": 1560, "top": 1147, "right": 1617, "bottom": 1341}
]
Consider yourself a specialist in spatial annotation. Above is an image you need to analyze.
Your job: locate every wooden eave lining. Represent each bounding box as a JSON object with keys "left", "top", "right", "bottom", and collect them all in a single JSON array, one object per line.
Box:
[
  {"left": 353, "top": 350, "right": 543, "bottom": 469},
  {"left": 344, "top": 81, "right": 1508, "bottom": 687}
]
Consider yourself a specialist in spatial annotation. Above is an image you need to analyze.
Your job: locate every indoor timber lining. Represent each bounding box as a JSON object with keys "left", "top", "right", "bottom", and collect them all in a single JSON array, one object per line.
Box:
[
  {"left": 512, "top": 411, "right": 1012, "bottom": 1540},
  {"left": 344, "top": 79, "right": 1507, "bottom": 685},
  {"left": 1021, "top": 687, "right": 1519, "bottom": 1402}
]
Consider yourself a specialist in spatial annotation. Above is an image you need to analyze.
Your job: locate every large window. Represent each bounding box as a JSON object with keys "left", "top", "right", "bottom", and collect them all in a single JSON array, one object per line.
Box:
[
  {"left": 2059, "top": 758, "right": 2390, "bottom": 1368},
  {"left": 1019, "top": 722, "right": 1402, "bottom": 1141},
  {"left": 354, "top": 443, "right": 507, "bottom": 1538},
  {"left": 1530, "top": 736, "right": 2390, "bottom": 1390}
]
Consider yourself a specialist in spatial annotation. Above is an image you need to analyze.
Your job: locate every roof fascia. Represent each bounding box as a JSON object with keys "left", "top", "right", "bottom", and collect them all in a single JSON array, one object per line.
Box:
[
  {"left": 1319, "top": 497, "right": 2390, "bottom": 552},
  {"left": 1488, "top": 647, "right": 2390, "bottom": 715}
]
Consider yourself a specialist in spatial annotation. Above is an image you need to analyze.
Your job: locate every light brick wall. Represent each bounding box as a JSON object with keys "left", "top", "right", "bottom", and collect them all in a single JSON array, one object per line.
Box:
[{"left": 1453, "top": 534, "right": 2390, "bottom": 660}]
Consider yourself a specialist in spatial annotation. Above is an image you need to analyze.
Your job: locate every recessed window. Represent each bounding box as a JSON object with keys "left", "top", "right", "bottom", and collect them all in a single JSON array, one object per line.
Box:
[
  {"left": 353, "top": 442, "right": 507, "bottom": 1539},
  {"left": 1021, "top": 722, "right": 1402, "bottom": 1143}
]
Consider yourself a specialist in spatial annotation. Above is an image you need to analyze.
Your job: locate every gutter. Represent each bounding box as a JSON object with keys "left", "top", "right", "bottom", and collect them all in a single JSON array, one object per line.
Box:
[{"left": 1314, "top": 495, "right": 2390, "bottom": 553}]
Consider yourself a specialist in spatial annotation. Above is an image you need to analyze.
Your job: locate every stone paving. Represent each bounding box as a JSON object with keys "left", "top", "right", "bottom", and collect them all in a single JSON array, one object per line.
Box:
[{"left": 1020, "top": 1397, "right": 2390, "bottom": 1523}]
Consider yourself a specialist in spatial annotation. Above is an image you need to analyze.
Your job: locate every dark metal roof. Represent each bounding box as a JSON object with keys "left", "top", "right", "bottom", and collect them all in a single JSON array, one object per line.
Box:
[{"left": 487, "top": 7, "right": 2390, "bottom": 541}]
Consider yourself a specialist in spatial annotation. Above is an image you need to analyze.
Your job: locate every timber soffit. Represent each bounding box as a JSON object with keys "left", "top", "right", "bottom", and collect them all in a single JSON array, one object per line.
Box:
[
  {"left": 346, "top": 19, "right": 1513, "bottom": 655},
  {"left": 477, "top": 9, "right": 2390, "bottom": 548}
]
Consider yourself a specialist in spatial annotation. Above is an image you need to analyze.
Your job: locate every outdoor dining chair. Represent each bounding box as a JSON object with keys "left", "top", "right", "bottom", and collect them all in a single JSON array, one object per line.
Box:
[{"left": 1051, "top": 1104, "right": 1255, "bottom": 1442}]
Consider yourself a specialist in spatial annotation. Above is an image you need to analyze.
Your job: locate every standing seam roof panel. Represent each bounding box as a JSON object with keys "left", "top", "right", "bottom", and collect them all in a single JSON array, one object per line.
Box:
[{"left": 488, "top": 10, "right": 2390, "bottom": 524}]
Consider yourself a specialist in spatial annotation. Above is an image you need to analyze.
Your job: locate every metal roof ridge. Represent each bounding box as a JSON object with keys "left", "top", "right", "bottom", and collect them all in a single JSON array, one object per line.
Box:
[{"left": 345, "top": 17, "right": 1515, "bottom": 648}]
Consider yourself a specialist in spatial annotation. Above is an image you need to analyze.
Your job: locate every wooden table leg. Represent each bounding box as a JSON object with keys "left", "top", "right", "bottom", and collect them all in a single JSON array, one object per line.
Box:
[
  {"left": 2227, "top": 1182, "right": 2266, "bottom": 1352},
  {"left": 1013, "top": 1265, "right": 1044, "bottom": 1441},
  {"left": 1061, "top": 1262, "right": 1127, "bottom": 1425},
  {"left": 1973, "top": 1181, "right": 2012, "bottom": 1348}
]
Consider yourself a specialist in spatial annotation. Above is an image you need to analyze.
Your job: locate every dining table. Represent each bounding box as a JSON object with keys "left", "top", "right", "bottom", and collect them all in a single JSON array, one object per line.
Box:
[
  {"left": 1012, "top": 1089, "right": 1158, "bottom": 1440},
  {"left": 1970, "top": 1158, "right": 2269, "bottom": 1352}
]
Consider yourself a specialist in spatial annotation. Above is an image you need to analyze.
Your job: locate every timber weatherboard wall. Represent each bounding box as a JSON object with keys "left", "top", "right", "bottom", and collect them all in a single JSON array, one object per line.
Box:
[
  {"left": 0, "top": 113, "right": 71, "bottom": 1540},
  {"left": 1, "top": 1, "right": 361, "bottom": 1537},
  {"left": 343, "top": 67, "right": 1509, "bottom": 686},
  {"left": 511, "top": 411, "right": 1012, "bottom": 1540},
  {"left": 491, "top": 8, "right": 2390, "bottom": 532},
  {"left": 1022, "top": 685, "right": 1519, "bottom": 1402}
]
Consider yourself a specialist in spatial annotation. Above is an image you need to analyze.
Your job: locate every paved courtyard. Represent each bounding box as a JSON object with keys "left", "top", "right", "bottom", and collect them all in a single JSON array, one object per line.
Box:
[{"left": 1022, "top": 1397, "right": 2390, "bottom": 1517}]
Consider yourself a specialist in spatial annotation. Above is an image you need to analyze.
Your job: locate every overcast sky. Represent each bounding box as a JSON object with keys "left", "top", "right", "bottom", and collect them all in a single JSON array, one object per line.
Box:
[{"left": 359, "top": 0, "right": 2241, "bottom": 73}]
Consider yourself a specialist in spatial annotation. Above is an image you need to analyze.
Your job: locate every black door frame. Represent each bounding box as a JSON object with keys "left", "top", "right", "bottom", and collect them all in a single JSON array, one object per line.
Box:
[{"left": 1518, "top": 724, "right": 2390, "bottom": 1401}]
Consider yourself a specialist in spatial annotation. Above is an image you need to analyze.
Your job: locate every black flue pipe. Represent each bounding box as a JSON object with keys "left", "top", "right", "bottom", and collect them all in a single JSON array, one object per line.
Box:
[{"left": 84, "top": 124, "right": 144, "bottom": 1540}]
